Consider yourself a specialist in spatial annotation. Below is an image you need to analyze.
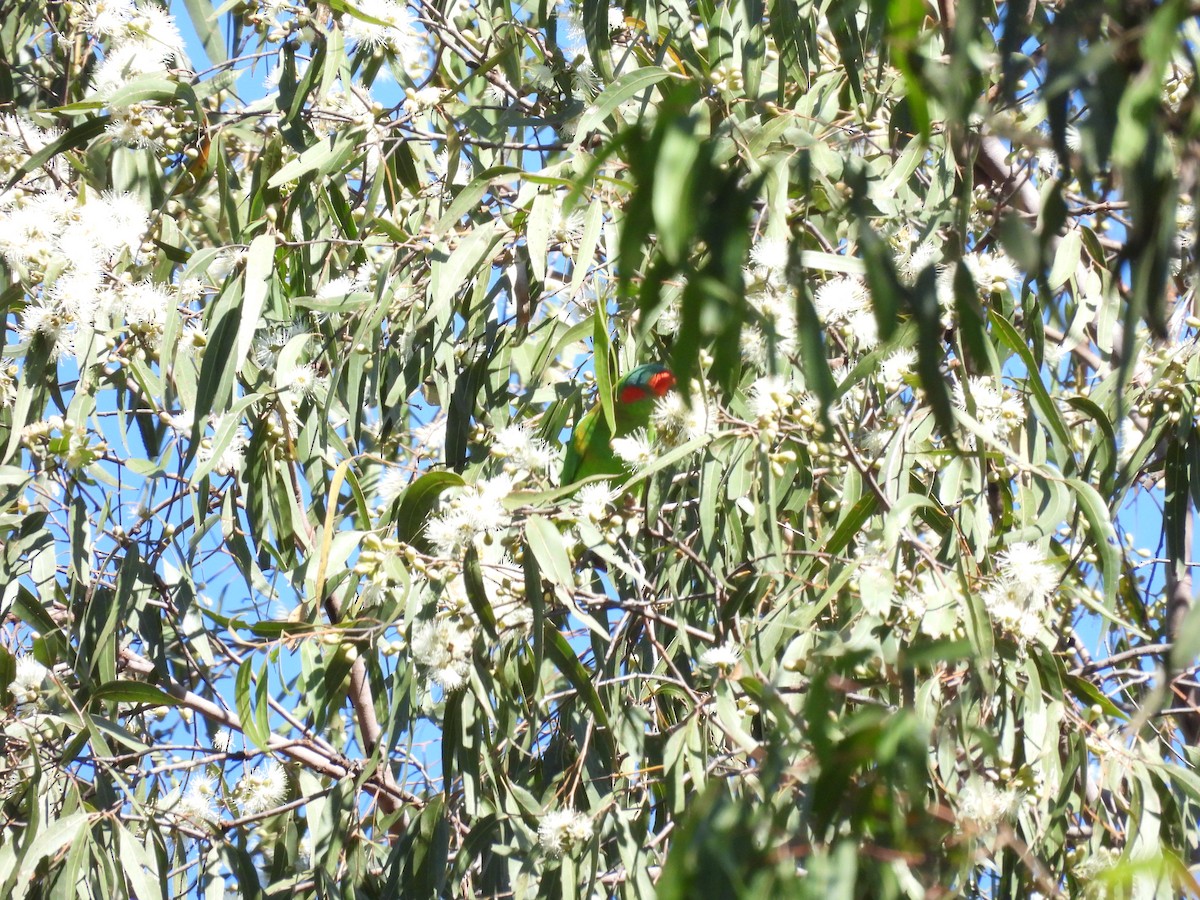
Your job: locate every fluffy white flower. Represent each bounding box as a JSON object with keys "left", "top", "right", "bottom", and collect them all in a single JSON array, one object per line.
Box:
[
  {"left": 995, "top": 542, "right": 1058, "bottom": 602},
  {"left": 17, "top": 301, "right": 74, "bottom": 359},
  {"left": 122, "top": 3, "right": 185, "bottom": 56},
  {"left": 814, "top": 276, "right": 869, "bottom": 322},
  {"left": 878, "top": 348, "right": 916, "bottom": 388},
  {"left": 79, "top": 0, "right": 137, "bottom": 37},
  {"left": 93, "top": 40, "right": 175, "bottom": 94},
  {"left": 425, "top": 476, "right": 513, "bottom": 558},
  {"left": 574, "top": 481, "right": 614, "bottom": 521},
  {"left": 0, "top": 190, "right": 72, "bottom": 269},
  {"left": 896, "top": 241, "right": 939, "bottom": 283},
  {"left": 278, "top": 362, "right": 323, "bottom": 398},
  {"left": 750, "top": 237, "right": 789, "bottom": 278},
  {"left": 538, "top": 809, "right": 594, "bottom": 856},
  {"left": 846, "top": 308, "right": 879, "bottom": 350},
  {"left": 120, "top": 280, "right": 173, "bottom": 328},
  {"left": 491, "top": 423, "right": 554, "bottom": 472},
  {"left": 651, "top": 392, "right": 710, "bottom": 447},
  {"left": 413, "top": 417, "right": 447, "bottom": 456},
  {"left": 410, "top": 616, "right": 476, "bottom": 692},
  {"left": 67, "top": 191, "right": 148, "bottom": 264},
  {"left": 0, "top": 115, "right": 63, "bottom": 185},
  {"left": 957, "top": 779, "right": 1018, "bottom": 831},
  {"left": 195, "top": 416, "right": 249, "bottom": 476},
  {"left": 342, "top": 0, "right": 420, "bottom": 55},
  {"left": 963, "top": 251, "right": 1020, "bottom": 294},
  {"left": 376, "top": 467, "right": 409, "bottom": 506},
  {"left": 235, "top": 763, "right": 287, "bottom": 814},
  {"left": 748, "top": 375, "right": 794, "bottom": 423},
  {"left": 699, "top": 641, "right": 741, "bottom": 671},
  {"left": 175, "top": 777, "right": 218, "bottom": 821},
  {"left": 9, "top": 657, "right": 49, "bottom": 705},
  {"left": 611, "top": 428, "right": 656, "bottom": 469},
  {"left": 983, "top": 579, "right": 1047, "bottom": 649},
  {"left": 953, "top": 375, "right": 1023, "bottom": 441}
]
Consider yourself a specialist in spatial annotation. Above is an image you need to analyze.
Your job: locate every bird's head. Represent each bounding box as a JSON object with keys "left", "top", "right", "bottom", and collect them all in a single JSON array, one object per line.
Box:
[{"left": 616, "top": 363, "right": 676, "bottom": 405}]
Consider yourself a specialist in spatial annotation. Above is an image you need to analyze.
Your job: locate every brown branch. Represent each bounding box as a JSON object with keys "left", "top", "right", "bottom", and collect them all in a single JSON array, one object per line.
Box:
[{"left": 118, "top": 647, "right": 420, "bottom": 818}]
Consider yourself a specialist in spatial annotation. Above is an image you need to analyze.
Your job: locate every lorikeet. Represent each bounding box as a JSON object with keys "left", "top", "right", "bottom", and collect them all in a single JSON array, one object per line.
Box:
[{"left": 561, "top": 363, "right": 677, "bottom": 485}]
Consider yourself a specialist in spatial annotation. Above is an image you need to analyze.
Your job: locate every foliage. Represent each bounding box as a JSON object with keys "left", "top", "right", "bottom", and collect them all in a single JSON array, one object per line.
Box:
[{"left": 2, "top": 0, "right": 1200, "bottom": 896}]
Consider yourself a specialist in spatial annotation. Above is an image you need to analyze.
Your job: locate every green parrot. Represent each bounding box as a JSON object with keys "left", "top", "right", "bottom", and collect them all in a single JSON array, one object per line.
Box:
[{"left": 561, "top": 363, "right": 677, "bottom": 485}]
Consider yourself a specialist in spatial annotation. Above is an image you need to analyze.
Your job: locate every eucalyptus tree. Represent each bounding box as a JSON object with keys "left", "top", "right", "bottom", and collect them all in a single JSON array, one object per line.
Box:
[{"left": 2, "top": 0, "right": 1199, "bottom": 896}]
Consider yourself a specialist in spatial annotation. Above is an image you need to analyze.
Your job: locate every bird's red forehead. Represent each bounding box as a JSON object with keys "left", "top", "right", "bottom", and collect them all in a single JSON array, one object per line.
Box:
[{"left": 649, "top": 370, "right": 675, "bottom": 396}]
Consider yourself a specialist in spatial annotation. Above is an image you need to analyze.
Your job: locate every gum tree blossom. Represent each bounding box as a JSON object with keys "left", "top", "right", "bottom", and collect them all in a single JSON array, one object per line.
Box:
[
  {"left": 699, "top": 641, "right": 741, "bottom": 672},
  {"left": 410, "top": 616, "right": 476, "bottom": 692},
  {"left": 490, "top": 422, "right": 554, "bottom": 473},
  {"left": 235, "top": 762, "right": 288, "bottom": 814},
  {"left": 425, "top": 474, "right": 514, "bottom": 559},
  {"left": 9, "top": 657, "right": 49, "bottom": 705},
  {"left": 342, "top": 0, "right": 421, "bottom": 57},
  {"left": 953, "top": 375, "right": 1024, "bottom": 442},
  {"left": 537, "top": 808, "right": 594, "bottom": 856},
  {"left": 651, "top": 392, "right": 710, "bottom": 448},
  {"left": 610, "top": 428, "right": 655, "bottom": 469}
]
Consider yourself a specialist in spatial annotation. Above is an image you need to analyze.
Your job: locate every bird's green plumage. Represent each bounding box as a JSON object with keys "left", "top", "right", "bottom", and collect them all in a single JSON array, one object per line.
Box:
[{"left": 561, "top": 364, "right": 673, "bottom": 485}]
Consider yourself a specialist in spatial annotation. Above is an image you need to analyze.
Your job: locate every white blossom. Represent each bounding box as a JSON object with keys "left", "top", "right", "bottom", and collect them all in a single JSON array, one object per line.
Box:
[
  {"left": 896, "top": 241, "right": 939, "bottom": 283},
  {"left": 235, "top": 763, "right": 287, "bottom": 813},
  {"left": 879, "top": 348, "right": 916, "bottom": 388},
  {"left": 0, "top": 190, "right": 72, "bottom": 269},
  {"left": 651, "top": 392, "right": 710, "bottom": 447},
  {"left": 93, "top": 41, "right": 176, "bottom": 95},
  {"left": 278, "top": 362, "right": 323, "bottom": 398},
  {"left": 175, "top": 777, "right": 218, "bottom": 821},
  {"left": 983, "top": 579, "right": 1047, "bottom": 650},
  {"left": 748, "top": 375, "right": 794, "bottom": 424},
  {"left": 750, "top": 237, "right": 789, "bottom": 280},
  {"left": 574, "top": 481, "right": 614, "bottom": 522},
  {"left": 120, "top": 280, "right": 173, "bottom": 329},
  {"left": 490, "top": 423, "right": 554, "bottom": 472},
  {"left": 611, "top": 428, "right": 656, "bottom": 469},
  {"left": 66, "top": 191, "right": 148, "bottom": 264},
  {"left": 79, "top": 0, "right": 137, "bottom": 37},
  {"left": 846, "top": 308, "right": 879, "bottom": 350},
  {"left": 963, "top": 251, "right": 1020, "bottom": 294},
  {"left": 953, "top": 375, "right": 1023, "bottom": 441},
  {"left": 699, "top": 641, "right": 741, "bottom": 671},
  {"left": 410, "top": 616, "right": 476, "bottom": 692},
  {"left": 425, "top": 475, "right": 514, "bottom": 558},
  {"left": 538, "top": 808, "right": 594, "bottom": 856},
  {"left": 995, "top": 542, "right": 1058, "bottom": 602},
  {"left": 957, "top": 779, "right": 1018, "bottom": 832},
  {"left": 814, "top": 276, "right": 869, "bottom": 322},
  {"left": 342, "top": 0, "right": 421, "bottom": 56},
  {"left": 0, "top": 115, "right": 63, "bottom": 185},
  {"left": 376, "top": 467, "right": 409, "bottom": 506},
  {"left": 9, "top": 657, "right": 49, "bottom": 705},
  {"left": 17, "top": 301, "right": 72, "bottom": 356}
]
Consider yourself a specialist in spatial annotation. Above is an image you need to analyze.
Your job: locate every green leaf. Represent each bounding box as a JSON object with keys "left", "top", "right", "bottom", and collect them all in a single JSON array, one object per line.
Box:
[
  {"left": 592, "top": 308, "right": 616, "bottom": 436},
  {"left": 395, "top": 471, "right": 465, "bottom": 549},
  {"left": 90, "top": 681, "right": 181, "bottom": 707},
  {"left": 434, "top": 166, "right": 522, "bottom": 233},
  {"left": 239, "top": 235, "right": 275, "bottom": 368},
  {"left": 266, "top": 131, "right": 360, "bottom": 188},
  {"left": 462, "top": 545, "right": 498, "bottom": 641},
  {"left": 574, "top": 66, "right": 676, "bottom": 139},
  {"left": 186, "top": 277, "right": 244, "bottom": 467},
  {"left": 4, "top": 116, "right": 108, "bottom": 189}
]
